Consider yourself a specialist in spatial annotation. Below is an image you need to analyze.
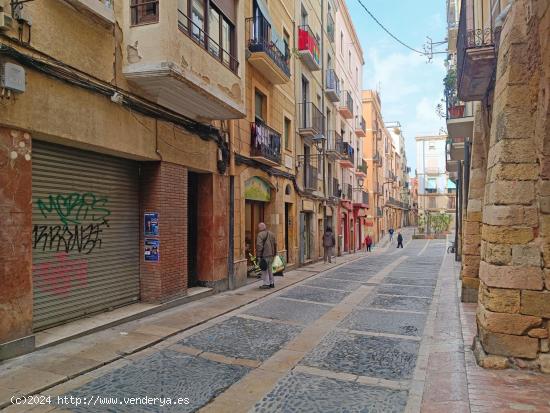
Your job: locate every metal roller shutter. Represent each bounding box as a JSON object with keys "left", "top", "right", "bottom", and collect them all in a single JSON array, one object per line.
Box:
[{"left": 32, "top": 141, "right": 140, "bottom": 331}]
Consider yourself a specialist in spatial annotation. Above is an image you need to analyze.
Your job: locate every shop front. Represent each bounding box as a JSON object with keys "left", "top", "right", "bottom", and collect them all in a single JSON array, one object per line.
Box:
[{"left": 244, "top": 177, "right": 272, "bottom": 267}]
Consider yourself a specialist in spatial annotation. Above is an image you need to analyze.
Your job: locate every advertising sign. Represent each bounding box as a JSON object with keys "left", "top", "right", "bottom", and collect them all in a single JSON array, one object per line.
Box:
[
  {"left": 144, "top": 212, "right": 159, "bottom": 236},
  {"left": 144, "top": 238, "right": 160, "bottom": 262}
]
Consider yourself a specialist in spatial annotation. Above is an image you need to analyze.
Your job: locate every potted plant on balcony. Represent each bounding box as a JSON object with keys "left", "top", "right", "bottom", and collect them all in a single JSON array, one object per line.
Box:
[{"left": 440, "top": 68, "right": 465, "bottom": 118}]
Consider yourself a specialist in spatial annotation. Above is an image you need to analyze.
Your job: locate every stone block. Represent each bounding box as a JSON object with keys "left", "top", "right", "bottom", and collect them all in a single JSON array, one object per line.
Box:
[
  {"left": 487, "top": 139, "right": 537, "bottom": 168},
  {"left": 463, "top": 220, "right": 480, "bottom": 235},
  {"left": 512, "top": 244, "right": 542, "bottom": 267},
  {"left": 483, "top": 205, "right": 538, "bottom": 227},
  {"left": 486, "top": 181, "right": 535, "bottom": 206},
  {"left": 541, "top": 339, "right": 550, "bottom": 353},
  {"left": 527, "top": 328, "right": 548, "bottom": 339},
  {"left": 484, "top": 243, "right": 512, "bottom": 266},
  {"left": 479, "top": 325, "right": 539, "bottom": 359},
  {"left": 472, "top": 337, "right": 510, "bottom": 369},
  {"left": 466, "top": 210, "right": 482, "bottom": 222},
  {"left": 479, "top": 284, "right": 520, "bottom": 313},
  {"left": 477, "top": 305, "right": 542, "bottom": 335},
  {"left": 462, "top": 277, "right": 480, "bottom": 289},
  {"left": 540, "top": 181, "right": 550, "bottom": 197},
  {"left": 482, "top": 225, "right": 534, "bottom": 244},
  {"left": 521, "top": 291, "right": 550, "bottom": 318},
  {"left": 462, "top": 254, "right": 481, "bottom": 268},
  {"left": 479, "top": 262, "right": 544, "bottom": 290},
  {"left": 491, "top": 163, "right": 539, "bottom": 181},
  {"left": 539, "top": 214, "right": 550, "bottom": 239},
  {"left": 545, "top": 269, "right": 550, "bottom": 290},
  {"left": 540, "top": 354, "right": 550, "bottom": 373}
]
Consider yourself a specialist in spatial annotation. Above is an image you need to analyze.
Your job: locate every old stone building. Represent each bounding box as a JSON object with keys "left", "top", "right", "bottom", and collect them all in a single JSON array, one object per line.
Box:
[{"left": 452, "top": 0, "right": 550, "bottom": 370}]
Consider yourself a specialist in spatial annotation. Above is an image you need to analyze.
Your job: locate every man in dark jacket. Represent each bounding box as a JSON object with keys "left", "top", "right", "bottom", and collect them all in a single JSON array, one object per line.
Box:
[
  {"left": 256, "top": 222, "right": 277, "bottom": 289},
  {"left": 397, "top": 232, "right": 404, "bottom": 248},
  {"left": 322, "top": 227, "right": 335, "bottom": 263}
]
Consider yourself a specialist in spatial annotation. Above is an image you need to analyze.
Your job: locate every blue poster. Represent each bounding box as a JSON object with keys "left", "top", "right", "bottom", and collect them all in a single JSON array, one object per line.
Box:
[
  {"left": 144, "top": 238, "right": 160, "bottom": 262},
  {"left": 144, "top": 212, "right": 159, "bottom": 236}
]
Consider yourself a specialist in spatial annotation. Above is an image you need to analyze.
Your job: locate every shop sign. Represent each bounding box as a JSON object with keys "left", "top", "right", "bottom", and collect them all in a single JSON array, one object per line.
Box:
[
  {"left": 302, "top": 200, "right": 315, "bottom": 212},
  {"left": 245, "top": 177, "right": 271, "bottom": 202},
  {"left": 144, "top": 238, "right": 160, "bottom": 262}
]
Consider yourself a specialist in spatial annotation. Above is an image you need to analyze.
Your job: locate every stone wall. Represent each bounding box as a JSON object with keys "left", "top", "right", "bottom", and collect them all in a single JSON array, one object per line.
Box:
[{"left": 476, "top": 0, "right": 550, "bottom": 371}]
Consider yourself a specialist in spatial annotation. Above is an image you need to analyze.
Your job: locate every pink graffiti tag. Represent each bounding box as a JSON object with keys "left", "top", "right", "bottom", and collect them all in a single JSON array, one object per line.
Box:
[{"left": 33, "top": 252, "right": 88, "bottom": 297}]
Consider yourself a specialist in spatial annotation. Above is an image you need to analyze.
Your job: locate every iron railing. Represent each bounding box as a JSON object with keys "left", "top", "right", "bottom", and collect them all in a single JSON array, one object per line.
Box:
[
  {"left": 326, "top": 130, "right": 343, "bottom": 154},
  {"left": 362, "top": 191, "right": 369, "bottom": 205},
  {"left": 326, "top": 69, "right": 340, "bottom": 94},
  {"left": 178, "top": 10, "right": 239, "bottom": 73},
  {"left": 333, "top": 178, "right": 340, "bottom": 197},
  {"left": 345, "top": 183, "right": 352, "bottom": 200},
  {"left": 340, "top": 142, "right": 355, "bottom": 164},
  {"left": 340, "top": 90, "right": 354, "bottom": 116},
  {"left": 355, "top": 116, "right": 366, "bottom": 133},
  {"left": 377, "top": 207, "right": 383, "bottom": 217},
  {"left": 246, "top": 16, "right": 291, "bottom": 78},
  {"left": 327, "top": 12, "right": 335, "bottom": 43},
  {"left": 298, "top": 102, "right": 324, "bottom": 134},
  {"left": 357, "top": 159, "right": 368, "bottom": 175},
  {"left": 297, "top": 25, "right": 320, "bottom": 65},
  {"left": 373, "top": 152, "right": 382, "bottom": 164},
  {"left": 250, "top": 119, "right": 282, "bottom": 164},
  {"left": 304, "top": 165, "right": 318, "bottom": 191}
]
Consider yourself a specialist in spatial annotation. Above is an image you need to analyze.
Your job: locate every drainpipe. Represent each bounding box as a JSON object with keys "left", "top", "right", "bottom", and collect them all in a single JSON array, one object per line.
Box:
[
  {"left": 228, "top": 121, "right": 236, "bottom": 289},
  {"left": 456, "top": 161, "right": 461, "bottom": 262},
  {"left": 321, "top": 0, "right": 327, "bottom": 229}
]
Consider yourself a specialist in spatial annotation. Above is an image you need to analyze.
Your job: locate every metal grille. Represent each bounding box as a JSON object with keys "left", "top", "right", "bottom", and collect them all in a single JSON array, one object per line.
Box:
[{"left": 32, "top": 141, "right": 140, "bottom": 331}]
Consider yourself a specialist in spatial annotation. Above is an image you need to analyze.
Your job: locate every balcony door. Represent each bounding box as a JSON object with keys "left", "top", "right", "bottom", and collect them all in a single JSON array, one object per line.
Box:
[{"left": 301, "top": 76, "right": 309, "bottom": 128}]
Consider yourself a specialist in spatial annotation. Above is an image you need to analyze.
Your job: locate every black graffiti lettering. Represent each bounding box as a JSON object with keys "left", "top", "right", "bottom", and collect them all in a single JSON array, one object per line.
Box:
[{"left": 32, "top": 223, "right": 105, "bottom": 254}]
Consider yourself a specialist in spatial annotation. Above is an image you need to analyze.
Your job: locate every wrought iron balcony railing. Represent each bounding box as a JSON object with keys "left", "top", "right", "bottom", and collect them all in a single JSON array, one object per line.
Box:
[
  {"left": 355, "top": 116, "right": 366, "bottom": 134},
  {"left": 361, "top": 191, "right": 369, "bottom": 205},
  {"left": 356, "top": 159, "right": 368, "bottom": 175},
  {"left": 325, "top": 69, "right": 340, "bottom": 102},
  {"left": 340, "top": 142, "right": 355, "bottom": 164},
  {"left": 332, "top": 178, "right": 340, "bottom": 198},
  {"left": 178, "top": 10, "right": 239, "bottom": 73},
  {"left": 298, "top": 102, "right": 324, "bottom": 135},
  {"left": 339, "top": 90, "right": 354, "bottom": 118},
  {"left": 297, "top": 25, "right": 320, "bottom": 69},
  {"left": 326, "top": 130, "right": 344, "bottom": 155},
  {"left": 246, "top": 16, "right": 291, "bottom": 78},
  {"left": 250, "top": 119, "right": 282, "bottom": 164},
  {"left": 327, "top": 13, "right": 335, "bottom": 43}
]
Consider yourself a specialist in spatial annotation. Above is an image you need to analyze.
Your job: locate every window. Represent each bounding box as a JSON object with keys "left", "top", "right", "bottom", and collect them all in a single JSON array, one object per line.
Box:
[
  {"left": 284, "top": 117, "right": 291, "bottom": 150},
  {"left": 340, "top": 31, "right": 344, "bottom": 54},
  {"left": 301, "top": 6, "right": 308, "bottom": 26},
  {"left": 179, "top": 0, "right": 237, "bottom": 72},
  {"left": 131, "top": 0, "right": 159, "bottom": 25},
  {"left": 429, "top": 197, "right": 436, "bottom": 209},
  {"left": 255, "top": 90, "right": 266, "bottom": 121},
  {"left": 283, "top": 29, "right": 291, "bottom": 61}
]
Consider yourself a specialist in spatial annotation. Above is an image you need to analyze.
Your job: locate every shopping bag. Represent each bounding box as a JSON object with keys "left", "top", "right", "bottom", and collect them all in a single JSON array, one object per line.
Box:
[{"left": 272, "top": 254, "right": 285, "bottom": 275}]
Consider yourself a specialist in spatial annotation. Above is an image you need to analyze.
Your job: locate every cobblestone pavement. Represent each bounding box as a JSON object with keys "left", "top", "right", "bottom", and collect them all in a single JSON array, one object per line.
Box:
[{"left": 8, "top": 234, "right": 550, "bottom": 412}]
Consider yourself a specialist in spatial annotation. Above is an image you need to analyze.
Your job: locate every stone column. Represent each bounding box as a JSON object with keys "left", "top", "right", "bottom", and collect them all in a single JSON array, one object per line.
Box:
[
  {"left": 476, "top": 0, "right": 550, "bottom": 369},
  {"left": 461, "top": 105, "right": 488, "bottom": 302},
  {"left": 0, "top": 127, "right": 34, "bottom": 359}
]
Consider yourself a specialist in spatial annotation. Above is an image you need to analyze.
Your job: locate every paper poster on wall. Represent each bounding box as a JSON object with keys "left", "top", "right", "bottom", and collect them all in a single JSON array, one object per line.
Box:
[
  {"left": 144, "top": 212, "right": 159, "bottom": 236},
  {"left": 144, "top": 238, "right": 160, "bottom": 262}
]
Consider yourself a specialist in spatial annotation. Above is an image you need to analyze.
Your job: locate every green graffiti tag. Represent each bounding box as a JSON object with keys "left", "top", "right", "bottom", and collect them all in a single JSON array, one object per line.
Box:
[{"left": 37, "top": 192, "right": 111, "bottom": 226}]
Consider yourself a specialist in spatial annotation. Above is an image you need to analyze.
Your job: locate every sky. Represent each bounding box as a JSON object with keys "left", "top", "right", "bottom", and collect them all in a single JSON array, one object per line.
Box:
[{"left": 346, "top": 0, "right": 448, "bottom": 172}]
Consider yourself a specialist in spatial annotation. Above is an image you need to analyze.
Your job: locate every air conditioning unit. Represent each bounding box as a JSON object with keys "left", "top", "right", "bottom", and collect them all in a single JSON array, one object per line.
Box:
[{"left": 0, "top": 10, "right": 14, "bottom": 30}]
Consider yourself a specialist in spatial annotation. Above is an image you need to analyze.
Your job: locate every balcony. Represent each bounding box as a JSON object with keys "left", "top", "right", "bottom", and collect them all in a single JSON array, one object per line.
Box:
[
  {"left": 327, "top": 13, "right": 335, "bottom": 43},
  {"left": 447, "top": 135, "right": 466, "bottom": 162},
  {"left": 325, "top": 69, "right": 340, "bottom": 102},
  {"left": 123, "top": 7, "right": 244, "bottom": 121},
  {"left": 342, "top": 183, "right": 352, "bottom": 201},
  {"left": 373, "top": 152, "right": 383, "bottom": 167},
  {"left": 326, "top": 130, "right": 343, "bottom": 160},
  {"left": 339, "top": 142, "right": 355, "bottom": 169},
  {"left": 298, "top": 102, "right": 324, "bottom": 138},
  {"left": 425, "top": 166, "right": 441, "bottom": 175},
  {"left": 361, "top": 191, "right": 369, "bottom": 206},
  {"left": 298, "top": 25, "right": 321, "bottom": 71},
  {"left": 355, "top": 159, "right": 368, "bottom": 178},
  {"left": 303, "top": 164, "right": 318, "bottom": 193},
  {"left": 246, "top": 16, "right": 291, "bottom": 85},
  {"left": 377, "top": 207, "right": 383, "bottom": 218},
  {"left": 250, "top": 119, "right": 282, "bottom": 166},
  {"left": 65, "top": 0, "right": 115, "bottom": 25},
  {"left": 339, "top": 91, "right": 354, "bottom": 119},
  {"left": 457, "top": 0, "right": 498, "bottom": 101},
  {"left": 355, "top": 117, "right": 366, "bottom": 137},
  {"left": 447, "top": 99, "right": 474, "bottom": 146},
  {"left": 332, "top": 178, "right": 341, "bottom": 198}
]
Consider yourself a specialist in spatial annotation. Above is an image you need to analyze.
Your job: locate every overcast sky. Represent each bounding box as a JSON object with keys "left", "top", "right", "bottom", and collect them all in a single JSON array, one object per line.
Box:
[{"left": 347, "top": 0, "right": 448, "bottom": 172}]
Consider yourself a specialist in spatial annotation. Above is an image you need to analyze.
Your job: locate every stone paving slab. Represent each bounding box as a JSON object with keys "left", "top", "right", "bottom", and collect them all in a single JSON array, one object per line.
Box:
[
  {"left": 360, "top": 295, "right": 432, "bottom": 313},
  {"left": 251, "top": 371, "right": 408, "bottom": 413},
  {"left": 376, "top": 285, "right": 435, "bottom": 298},
  {"left": 383, "top": 277, "right": 438, "bottom": 287},
  {"left": 278, "top": 285, "right": 350, "bottom": 305},
  {"left": 179, "top": 316, "right": 302, "bottom": 361},
  {"left": 339, "top": 308, "right": 428, "bottom": 337},
  {"left": 303, "top": 278, "right": 364, "bottom": 292},
  {"left": 300, "top": 331, "right": 420, "bottom": 381},
  {"left": 243, "top": 298, "right": 332, "bottom": 325},
  {"left": 63, "top": 350, "right": 250, "bottom": 412},
  {"left": 319, "top": 271, "right": 374, "bottom": 282}
]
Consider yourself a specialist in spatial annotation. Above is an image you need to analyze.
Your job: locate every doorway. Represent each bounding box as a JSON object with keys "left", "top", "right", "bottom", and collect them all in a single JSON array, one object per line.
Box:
[
  {"left": 187, "top": 172, "right": 200, "bottom": 287},
  {"left": 318, "top": 218, "right": 324, "bottom": 259},
  {"left": 285, "top": 203, "right": 291, "bottom": 263},
  {"left": 245, "top": 200, "right": 265, "bottom": 263}
]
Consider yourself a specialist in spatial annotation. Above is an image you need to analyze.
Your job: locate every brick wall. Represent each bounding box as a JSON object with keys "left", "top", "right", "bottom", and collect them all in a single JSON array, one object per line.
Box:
[
  {"left": 0, "top": 127, "right": 33, "bottom": 348},
  {"left": 140, "top": 161, "right": 188, "bottom": 302}
]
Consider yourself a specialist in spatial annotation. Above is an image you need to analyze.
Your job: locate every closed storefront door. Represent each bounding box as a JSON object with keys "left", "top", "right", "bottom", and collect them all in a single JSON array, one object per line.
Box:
[{"left": 31, "top": 141, "right": 140, "bottom": 331}]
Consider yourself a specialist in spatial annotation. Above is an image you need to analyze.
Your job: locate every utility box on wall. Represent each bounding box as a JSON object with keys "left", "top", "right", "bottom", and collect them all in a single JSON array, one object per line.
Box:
[{"left": 0, "top": 62, "right": 26, "bottom": 93}]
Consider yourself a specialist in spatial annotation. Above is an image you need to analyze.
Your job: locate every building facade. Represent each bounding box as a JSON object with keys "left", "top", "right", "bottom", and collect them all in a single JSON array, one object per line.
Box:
[
  {"left": 449, "top": 0, "right": 550, "bottom": 371},
  {"left": 416, "top": 135, "right": 457, "bottom": 232}
]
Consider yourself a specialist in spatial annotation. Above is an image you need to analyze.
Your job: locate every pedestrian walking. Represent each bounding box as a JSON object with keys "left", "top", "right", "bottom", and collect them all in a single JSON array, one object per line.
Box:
[
  {"left": 322, "top": 227, "right": 335, "bottom": 263},
  {"left": 365, "top": 234, "right": 373, "bottom": 252},
  {"left": 389, "top": 227, "right": 395, "bottom": 243},
  {"left": 256, "top": 222, "right": 277, "bottom": 289},
  {"left": 397, "top": 232, "right": 404, "bottom": 248}
]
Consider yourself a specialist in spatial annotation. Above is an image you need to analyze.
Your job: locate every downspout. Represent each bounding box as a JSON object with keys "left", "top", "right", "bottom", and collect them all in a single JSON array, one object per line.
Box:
[
  {"left": 228, "top": 121, "right": 236, "bottom": 289},
  {"left": 456, "top": 161, "right": 462, "bottom": 262},
  {"left": 321, "top": 0, "right": 327, "bottom": 229}
]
